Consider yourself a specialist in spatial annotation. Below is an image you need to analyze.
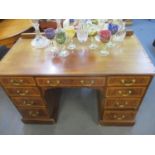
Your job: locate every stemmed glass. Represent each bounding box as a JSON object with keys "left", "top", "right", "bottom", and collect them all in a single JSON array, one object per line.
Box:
[
  {"left": 55, "top": 20, "right": 69, "bottom": 57},
  {"left": 65, "top": 26, "right": 76, "bottom": 50},
  {"left": 44, "top": 28, "right": 58, "bottom": 56},
  {"left": 113, "top": 20, "right": 126, "bottom": 43},
  {"left": 99, "top": 30, "right": 111, "bottom": 56},
  {"left": 31, "top": 19, "right": 50, "bottom": 48},
  {"left": 88, "top": 23, "right": 98, "bottom": 49},
  {"left": 76, "top": 20, "right": 88, "bottom": 50},
  {"left": 108, "top": 22, "right": 119, "bottom": 47}
]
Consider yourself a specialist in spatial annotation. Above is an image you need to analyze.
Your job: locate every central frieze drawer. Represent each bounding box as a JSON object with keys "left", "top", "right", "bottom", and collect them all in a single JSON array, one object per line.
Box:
[
  {"left": 106, "top": 87, "right": 146, "bottom": 97},
  {"left": 0, "top": 77, "right": 36, "bottom": 87},
  {"left": 36, "top": 77, "right": 106, "bottom": 87},
  {"left": 107, "top": 76, "right": 151, "bottom": 86},
  {"left": 5, "top": 87, "right": 40, "bottom": 97},
  {"left": 12, "top": 97, "right": 46, "bottom": 107}
]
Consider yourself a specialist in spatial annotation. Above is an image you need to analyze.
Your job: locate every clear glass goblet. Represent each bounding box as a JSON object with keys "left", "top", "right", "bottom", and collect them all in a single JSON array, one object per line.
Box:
[{"left": 113, "top": 20, "right": 126, "bottom": 43}]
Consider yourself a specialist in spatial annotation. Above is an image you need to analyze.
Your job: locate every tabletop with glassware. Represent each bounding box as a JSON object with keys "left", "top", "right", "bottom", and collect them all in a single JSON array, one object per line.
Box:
[
  {"left": 31, "top": 19, "right": 127, "bottom": 57},
  {"left": 0, "top": 19, "right": 155, "bottom": 126}
]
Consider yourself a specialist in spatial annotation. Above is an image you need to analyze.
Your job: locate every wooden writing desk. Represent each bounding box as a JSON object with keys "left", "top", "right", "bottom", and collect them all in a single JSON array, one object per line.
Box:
[{"left": 0, "top": 34, "right": 155, "bottom": 125}]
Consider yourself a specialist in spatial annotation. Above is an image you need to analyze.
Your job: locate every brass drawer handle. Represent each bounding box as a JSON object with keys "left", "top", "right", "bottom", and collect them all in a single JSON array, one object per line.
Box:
[
  {"left": 10, "top": 79, "right": 23, "bottom": 86},
  {"left": 113, "top": 114, "right": 125, "bottom": 120},
  {"left": 46, "top": 80, "right": 60, "bottom": 86},
  {"left": 118, "top": 90, "right": 132, "bottom": 97},
  {"left": 80, "top": 80, "right": 95, "bottom": 86},
  {"left": 121, "top": 79, "right": 136, "bottom": 86},
  {"left": 22, "top": 100, "right": 34, "bottom": 106},
  {"left": 115, "top": 101, "right": 128, "bottom": 108},
  {"left": 28, "top": 110, "right": 39, "bottom": 117},
  {"left": 16, "top": 90, "right": 29, "bottom": 96}
]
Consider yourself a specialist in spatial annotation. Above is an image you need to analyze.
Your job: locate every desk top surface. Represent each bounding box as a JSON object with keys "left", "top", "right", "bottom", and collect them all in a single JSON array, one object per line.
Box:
[
  {"left": 0, "top": 35, "right": 155, "bottom": 76},
  {"left": 0, "top": 19, "right": 32, "bottom": 40}
]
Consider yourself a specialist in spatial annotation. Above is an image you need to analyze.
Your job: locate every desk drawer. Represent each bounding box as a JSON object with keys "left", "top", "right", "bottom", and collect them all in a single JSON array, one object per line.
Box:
[
  {"left": 19, "top": 108, "right": 50, "bottom": 119},
  {"left": 5, "top": 87, "right": 40, "bottom": 97},
  {"left": 107, "top": 76, "right": 151, "bottom": 86},
  {"left": 0, "top": 77, "right": 36, "bottom": 87},
  {"left": 103, "top": 110, "right": 136, "bottom": 122},
  {"left": 104, "top": 98, "right": 141, "bottom": 110},
  {"left": 12, "top": 97, "right": 46, "bottom": 107},
  {"left": 106, "top": 87, "right": 146, "bottom": 97},
  {"left": 36, "top": 77, "right": 106, "bottom": 87}
]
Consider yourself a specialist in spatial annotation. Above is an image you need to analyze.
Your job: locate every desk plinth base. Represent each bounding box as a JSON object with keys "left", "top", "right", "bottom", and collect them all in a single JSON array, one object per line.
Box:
[
  {"left": 99, "top": 120, "right": 135, "bottom": 126},
  {"left": 22, "top": 118, "right": 56, "bottom": 124}
]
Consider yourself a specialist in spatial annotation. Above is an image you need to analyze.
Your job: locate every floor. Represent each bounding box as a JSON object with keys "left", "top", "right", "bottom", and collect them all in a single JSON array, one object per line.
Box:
[{"left": 0, "top": 19, "right": 155, "bottom": 135}]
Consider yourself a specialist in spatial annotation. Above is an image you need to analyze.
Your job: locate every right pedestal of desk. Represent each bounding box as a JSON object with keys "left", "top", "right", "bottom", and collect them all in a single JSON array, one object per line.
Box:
[{"left": 99, "top": 75, "right": 152, "bottom": 126}]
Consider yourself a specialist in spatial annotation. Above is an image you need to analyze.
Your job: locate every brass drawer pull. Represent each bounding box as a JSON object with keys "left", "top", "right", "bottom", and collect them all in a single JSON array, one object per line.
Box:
[
  {"left": 10, "top": 79, "right": 23, "bottom": 86},
  {"left": 113, "top": 114, "right": 125, "bottom": 120},
  {"left": 16, "top": 90, "right": 29, "bottom": 96},
  {"left": 115, "top": 101, "right": 128, "bottom": 108},
  {"left": 118, "top": 90, "right": 132, "bottom": 97},
  {"left": 46, "top": 80, "right": 60, "bottom": 86},
  {"left": 28, "top": 110, "right": 39, "bottom": 117},
  {"left": 121, "top": 79, "right": 136, "bottom": 86},
  {"left": 80, "top": 80, "right": 95, "bottom": 86},
  {"left": 22, "top": 100, "right": 34, "bottom": 106}
]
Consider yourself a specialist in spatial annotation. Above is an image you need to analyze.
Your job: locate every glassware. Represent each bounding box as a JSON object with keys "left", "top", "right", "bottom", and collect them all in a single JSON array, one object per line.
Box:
[
  {"left": 99, "top": 30, "right": 111, "bottom": 56},
  {"left": 108, "top": 22, "right": 118, "bottom": 47},
  {"left": 55, "top": 20, "right": 69, "bottom": 57},
  {"left": 65, "top": 26, "right": 76, "bottom": 50},
  {"left": 44, "top": 28, "right": 57, "bottom": 55},
  {"left": 31, "top": 19, "right": 50, "bottom": 48},
  {"left": 77, "top": 20, "right": 88, "bottom": 43},
  {"left": 113, "top": 20, "right": 126, "bottom": 43},
  {"left": 88, "top": 23, "right": 98, "bottom": 49}
]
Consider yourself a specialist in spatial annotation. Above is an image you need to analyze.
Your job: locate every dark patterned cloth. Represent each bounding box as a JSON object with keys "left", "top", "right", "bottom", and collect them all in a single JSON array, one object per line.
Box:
[{"left": 0, "top": 46, "right": 9, "bottom": 60}]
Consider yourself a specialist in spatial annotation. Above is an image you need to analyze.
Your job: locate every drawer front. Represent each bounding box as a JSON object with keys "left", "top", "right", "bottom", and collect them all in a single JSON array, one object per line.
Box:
[
  {"left": 11, "top": 97, "right": 46, "bottom": 107},
  {"left": 36, "top": 77, "right": 106, "bottom": 87},
  {"left": 0, "top": 77, "right": 36, "bottom": 87},
  {"left": 103, "top": 111, "right": 136, "bottom": 122},
  {"left": 5, "top": 87, "right": 40, "bottom": 97},
  {"left": 107, "top": 76, "right": 151, "bottom": 86},
  {"left": 104, "top": 98, "right": 141, "bottom": 110},
  {"left": 106, "top": 87, "right": 146, "bottom": 97},
  {"left": 19, "top": 108, "right": 49, "bottom": 119}
]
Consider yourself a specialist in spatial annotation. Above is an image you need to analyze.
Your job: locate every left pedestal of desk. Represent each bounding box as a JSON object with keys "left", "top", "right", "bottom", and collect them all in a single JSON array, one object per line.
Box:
[{"left": 0, "top": 76, "right": 59, "bottom": 124}]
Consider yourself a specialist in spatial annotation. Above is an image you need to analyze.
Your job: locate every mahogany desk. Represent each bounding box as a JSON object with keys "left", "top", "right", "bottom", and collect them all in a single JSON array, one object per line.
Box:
[{"left": 0, "top": 34, "right": 155, "bottom": 126}]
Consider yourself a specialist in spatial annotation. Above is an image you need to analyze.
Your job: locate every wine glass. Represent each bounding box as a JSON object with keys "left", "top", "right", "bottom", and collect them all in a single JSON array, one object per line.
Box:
[
  {"left": 108, "top": 22, "right": 119, "bottom": 47},
  {"left": 99, "top": 30, "right": 111, "bottom": 56},
  {"left": 55, "top": 29, "right": 69, "bottom": 57},
  {"left": 88, "top": 24, "right": 98, "bottom": 49},
  {"left": 77, "top": 20, "right": 88, "bottom": 43},
  {"left": 113, "top": 20, "right": 126, "bottom": 43},
  {"left": 31, "top": 19, "right": 50, "bottom": 48},
  {"left": 65, "top": 26, "right": 76, "bottom": 50},
  {"left": 44, "top": 28, "right": 58, "bottom": 55}
]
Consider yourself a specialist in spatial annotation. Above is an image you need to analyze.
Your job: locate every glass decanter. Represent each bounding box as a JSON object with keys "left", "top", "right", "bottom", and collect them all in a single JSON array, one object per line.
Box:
[{"left": 31, "top": 19, "right": 50, "bottom": 49}]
